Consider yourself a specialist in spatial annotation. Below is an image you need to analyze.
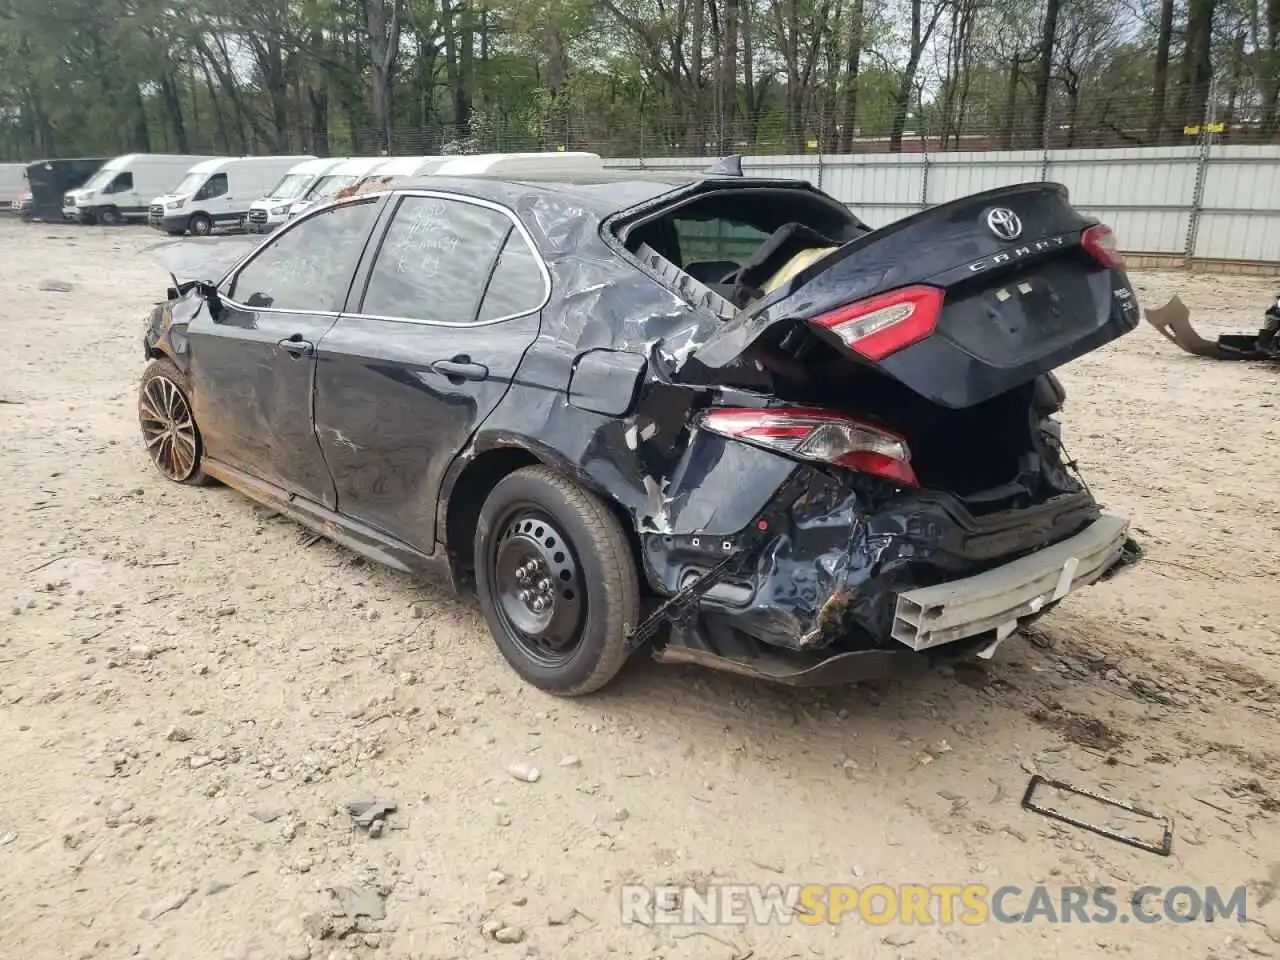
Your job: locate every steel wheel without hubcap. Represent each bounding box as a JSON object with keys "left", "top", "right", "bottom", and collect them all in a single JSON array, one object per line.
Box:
[
  {"left": 489, "top": 507, "right": 584, "bottom": 667},
  {"left": 139, "top": 375, "right": 200, "bottom": 481}
]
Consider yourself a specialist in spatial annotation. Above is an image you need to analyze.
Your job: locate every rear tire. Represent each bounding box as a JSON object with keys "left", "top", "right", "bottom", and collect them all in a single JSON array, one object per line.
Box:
[
  {"left": 188, "top": 213, "right": 212, "bottom": 237},
  {"left": 474, "top": 466, "right": 639, "bottom": 696},
  {"left": 138, "top": 357, "right": 213, "bottom": 486}
]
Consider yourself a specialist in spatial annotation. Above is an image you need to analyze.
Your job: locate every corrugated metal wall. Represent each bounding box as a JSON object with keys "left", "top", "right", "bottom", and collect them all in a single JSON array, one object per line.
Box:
[{"left": 605, "top": 145, "right": 1280, "bottom": 264}]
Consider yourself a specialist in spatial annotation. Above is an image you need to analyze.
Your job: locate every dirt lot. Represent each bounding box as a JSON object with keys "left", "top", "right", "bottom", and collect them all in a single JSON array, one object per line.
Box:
[{"left": 0, "top": 218, "right": 1278, "bottom": 960}]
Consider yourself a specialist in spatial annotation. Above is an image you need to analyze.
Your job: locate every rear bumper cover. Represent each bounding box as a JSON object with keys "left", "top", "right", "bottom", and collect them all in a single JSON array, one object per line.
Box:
[{"left": 642, "top": 457, "right": 1138, "bottom": 668}]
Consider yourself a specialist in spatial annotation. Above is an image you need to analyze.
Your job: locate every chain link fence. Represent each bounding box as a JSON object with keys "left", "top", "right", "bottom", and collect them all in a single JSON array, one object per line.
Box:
[{"left": 327, "top": 92, "right": 1277, "bottom": 161}]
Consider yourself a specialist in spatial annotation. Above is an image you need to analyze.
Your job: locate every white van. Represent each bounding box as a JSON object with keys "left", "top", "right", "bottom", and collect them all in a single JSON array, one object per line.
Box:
[
  {"left": 432, "top": 152, "right": 604, "bottom": 177},
  {"left": 148, "top": 155, "right": 316, "bottom": 235},
  {"left": 245, "top": 157, "right": 349, "bottom": 234},
  {"left": 0, "top": 163, "right": 25, "bottom": 210},
  {"left": 285, "top": 157, "right": 387, "bottom": 220},
  {"left": 64, "top": 154, "right": 215, "bottom": 225},
  {"left": 362, "top": 155, "right": 448, "bottom": 182}
]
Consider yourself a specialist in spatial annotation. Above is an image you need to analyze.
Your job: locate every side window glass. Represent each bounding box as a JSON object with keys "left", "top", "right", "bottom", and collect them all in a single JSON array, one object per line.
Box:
[
  {"left": 673, "top": 217, "right": 769, "bottom": 267},
  {"left": 361, "top": 196, "right": 511, "bottom": 323},
  {"left": 108, "top": 172, "right": 133, "bottom": 194},
  {"left": 226, "top": 199, "right": 379, "bottom": 312},
  {"left": 477, "top": 231, "right": 546, "bottom": 322},
  {"left": 196, "top": 173, "right": 227, "bottom": 201}
]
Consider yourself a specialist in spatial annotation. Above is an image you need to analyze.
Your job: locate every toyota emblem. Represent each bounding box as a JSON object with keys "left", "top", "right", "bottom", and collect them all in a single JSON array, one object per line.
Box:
[{"left": 986, "top": 207, "right": 1023, "bottom": 241}]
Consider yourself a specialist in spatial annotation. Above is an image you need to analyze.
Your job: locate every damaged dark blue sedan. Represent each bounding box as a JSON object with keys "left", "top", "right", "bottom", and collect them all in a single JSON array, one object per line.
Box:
[{"left": 139, "top": 158, "right": 1142, "bottom": 695}]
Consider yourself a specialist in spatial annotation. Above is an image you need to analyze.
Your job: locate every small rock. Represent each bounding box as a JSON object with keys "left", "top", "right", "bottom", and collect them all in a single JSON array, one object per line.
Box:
[
  {"left": 512, "top": 895, "right": 528, "bottom": 907},
  {"left": 547, "top": 905, "right": 577, "bottom": 926},
  {"left": 39, "top": 279, "right": 73, "bottom": 293},
  {"left": 612, "top": 808, "right": 630, "bottom": 823},
  {"left": 410, "top": 602, "right": 427, "bottom": 618},
  {"left": 165, "top": 726, "right": 194, "bottom": 743},
  {"left": 248, "top": 809, "right": 281, "bottom": 824},
  {"left": 481, "top": 920, "right": 501, "bottom": 936},
  {"left": 190, "top": 755, "right": 212, "bottom": 769},
  {"left": 508, "top": 762, "right": 540, "bottom": 783},
  {"left": 361, "top": 933, "right": 381, "bottom": 948},
  {"left": 488, "top": 870, "right": 508, "bottom": 885},
  {"left": 301, "top": 912, "right": 333, "bottom": 940},
  {"left": 285, "top": 944, "right": 311, "bottom": 960},
  {"left": 882, "top": 932, "right": 918, "bottom": 947},
  {"left": 494, "top": 926, "right": 525, "bottom": 944},
  {"left": 558, "top": 756, "right": 581, "bottom": 768},
  {"left": 368, "top": 819, "right": 384, "bottom": 839},
  {"left": 215, "top": 604, "right": 236, "bottom": 617},
  {"left": 129, "top": 644, "right": 155, "bottom": 660}
]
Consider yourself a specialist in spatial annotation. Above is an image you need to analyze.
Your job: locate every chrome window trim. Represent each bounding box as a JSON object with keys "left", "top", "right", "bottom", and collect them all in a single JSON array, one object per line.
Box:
[{"left": 348, "top": 189, "right": 552, "bottom": 328}]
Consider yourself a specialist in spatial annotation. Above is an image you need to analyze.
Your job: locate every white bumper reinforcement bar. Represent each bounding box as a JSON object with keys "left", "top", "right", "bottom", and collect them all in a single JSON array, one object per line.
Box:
[{"left": 890, "top": 513, "right": 1130, "bottom": 652}]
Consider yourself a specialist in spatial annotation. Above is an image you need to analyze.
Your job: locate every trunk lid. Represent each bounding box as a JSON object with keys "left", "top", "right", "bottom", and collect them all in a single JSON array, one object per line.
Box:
[{"left": 683, "top": 182, "right": 1140, "bottom": 409}]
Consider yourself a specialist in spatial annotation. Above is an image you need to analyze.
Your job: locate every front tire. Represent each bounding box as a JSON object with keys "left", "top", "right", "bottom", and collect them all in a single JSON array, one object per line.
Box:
[
  {"left": 99, "top": 206, "right": 121, "bottom": 226},
  {"left": 138, "top": 357, "right": 212, "bottom": 486},
  {"left": 474, "top": 466, "right": 639, "bottom": 696},
  {"left": 188, "top": 213, "right": 212, "bottom": 236}
]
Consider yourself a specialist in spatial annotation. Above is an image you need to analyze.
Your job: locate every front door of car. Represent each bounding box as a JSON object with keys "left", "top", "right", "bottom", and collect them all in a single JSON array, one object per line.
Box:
[
  {"left": 187, "top": 196, "right": 384, "bottom": 507},
  {"left": 313, "top": 192, "right": 547, "bottom": 553}
]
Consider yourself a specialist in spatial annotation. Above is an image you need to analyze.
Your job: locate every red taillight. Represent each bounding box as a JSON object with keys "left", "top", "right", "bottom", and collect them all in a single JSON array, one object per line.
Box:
[
  {"left": 699, "top": 407, "right": 918, "bottom": 487},
  {"left": 1081, "top": 224, "right": 1124, "bottom": 269},
  {"left": 810, "top": 285, "right": 943, "bottom": 361}
]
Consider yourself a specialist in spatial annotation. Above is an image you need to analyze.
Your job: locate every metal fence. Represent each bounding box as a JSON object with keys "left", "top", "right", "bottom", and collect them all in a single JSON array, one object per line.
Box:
[{"left": 604, "top": 143, "right": 1280, "bottom": 265}]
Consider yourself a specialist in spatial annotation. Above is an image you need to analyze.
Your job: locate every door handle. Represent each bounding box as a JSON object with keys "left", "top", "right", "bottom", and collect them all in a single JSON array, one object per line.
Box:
[
  {"left": 277, "top": 334, "right": 314, "bottom": 357},
  {"left": 430, "top": 357, "right": 489, "bottom": 381}
]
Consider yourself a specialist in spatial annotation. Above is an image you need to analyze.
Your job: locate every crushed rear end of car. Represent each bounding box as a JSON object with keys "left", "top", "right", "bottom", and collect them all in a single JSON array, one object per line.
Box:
[{"left": 609, "top": 178, "right": 1144, "bottom": 683}]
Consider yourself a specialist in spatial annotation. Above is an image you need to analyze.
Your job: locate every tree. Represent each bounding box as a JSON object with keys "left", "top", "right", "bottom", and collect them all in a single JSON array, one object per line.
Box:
[{"left": 1031, "top": 0, "right": 1061, "bottom": 147}]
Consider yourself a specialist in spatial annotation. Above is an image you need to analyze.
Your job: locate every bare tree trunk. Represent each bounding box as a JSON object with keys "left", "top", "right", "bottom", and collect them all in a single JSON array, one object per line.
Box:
[
  {"left": 692, "top": 0, "right": 705, "bottom": 151},
  {"left": 442, "top": 1, "right": 465, "bottom": 132},
  {"left": 365, "top": 0, "right": 404, "bottom": 152},
  {"left": 889, "top": 0, "right": 945, "bottom": 152},
  {"left": 131, "top": 84, "right": 152, "bottom": 152},
  {"left": 1149, "top": 0, "right": 1175, "bottom": 143},
  {"left": 196, "top": 59, "right": 233, "bottom": 153},
  {"left": 460, "top": 0, "right": 474, "bottom": 124},
  {"left": 999, "top": 53, "right": 1024, "bottom": 150},
  {"left": 1182, "top": 0, "right": 1216, "bottom": 130},
  {"left": 721, "top": 0, "right": 739, "bottom": 152},
  {"left": 1256, "top": 0, "right": 1279, "bottom": 139},
  {"left": 1031, "top": 0, "right": 1061, "bottom": 149},
  {"left": 838, "top": 0, "right": 865, "bottom": 151},
  {"left": 159, "top": 66, "right": 189, "bottom": 153}
]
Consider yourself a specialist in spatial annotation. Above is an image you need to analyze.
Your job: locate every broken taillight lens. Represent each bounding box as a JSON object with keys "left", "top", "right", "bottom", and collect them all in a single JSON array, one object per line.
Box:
[
  {"left": 1081, "top": 224, "right": 1125, "bottom": 269},
  {"left": 699, "top": 407, "right": 918, "bottom": 487},
  {"left": 810, "top": 285, "right": 944, "bottom": 361}
]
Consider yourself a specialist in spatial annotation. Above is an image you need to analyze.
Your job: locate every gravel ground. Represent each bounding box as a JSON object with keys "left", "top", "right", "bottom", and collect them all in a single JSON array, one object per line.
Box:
[{"left": 1, "top": 219, "right": 1278, "bottom": 960}]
